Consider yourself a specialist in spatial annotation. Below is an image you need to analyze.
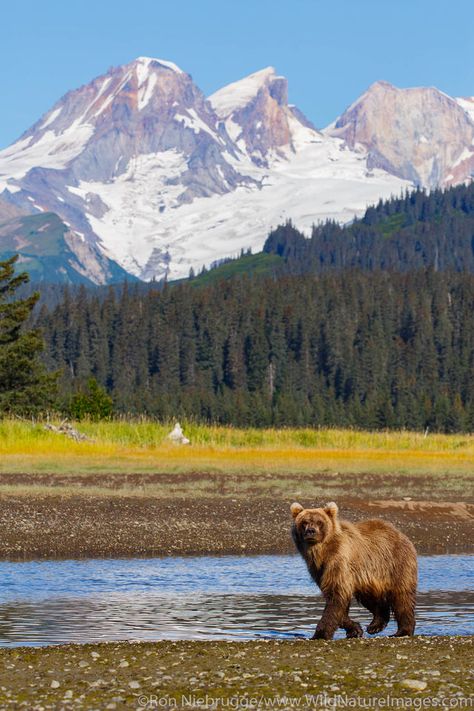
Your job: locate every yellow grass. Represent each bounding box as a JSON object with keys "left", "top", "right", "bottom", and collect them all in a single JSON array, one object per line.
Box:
[{"left": 0, "top": 419, "right": 473, "bottom": 476}]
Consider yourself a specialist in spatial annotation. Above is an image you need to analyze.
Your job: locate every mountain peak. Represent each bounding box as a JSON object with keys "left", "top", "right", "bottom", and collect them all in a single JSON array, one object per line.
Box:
[
  {"left": 339, "top": 80, "right": 396, "bottom": 115},
  {"left": 131, "top": 56, "right": 185, "bottom": 75},
  {"left": 330, "top": 80, "right": 474, "bottom": 187},
  {"left": 0, "top": 53, "right": 201, "bottom": 194},
  {"left": 208, "top": 66, "right": 319, "bottom": 167},
  {"left": 359, "top": 79, "right": 459, "bottom": 104},
  {"left": 209, "top": 67, "right": 280, "bottom": 118},
  {"left": 367, "top": 79, "right": 396, "bottom": 91}
]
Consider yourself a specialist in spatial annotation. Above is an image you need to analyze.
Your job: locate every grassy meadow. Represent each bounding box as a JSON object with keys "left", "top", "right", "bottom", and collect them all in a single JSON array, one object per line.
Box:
[{"left": 0, "top": 418, "right": 473, "bottom": 476}]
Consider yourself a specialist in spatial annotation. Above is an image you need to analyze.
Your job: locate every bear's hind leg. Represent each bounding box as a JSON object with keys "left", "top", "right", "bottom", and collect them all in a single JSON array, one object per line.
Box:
[
  {"left": 366, "top": 602, "right": 390, "bottom": 635},
  {"left": 390, "top": 591, "right": 416, "bottom": 637},
  {"left": 342, "top": 615, "right": 363, "bottom": 639},
  {"left": 339, "top": 601, "right": 363, "bottom": 638},
  {"left": 359, "top": 594, "right": 391, "bottom": 635}
]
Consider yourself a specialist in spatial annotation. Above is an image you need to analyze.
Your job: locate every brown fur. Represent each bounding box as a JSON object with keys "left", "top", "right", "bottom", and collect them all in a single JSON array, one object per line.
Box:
[{"left": 290, "top": 501, "right": 417, "bottom": 640}]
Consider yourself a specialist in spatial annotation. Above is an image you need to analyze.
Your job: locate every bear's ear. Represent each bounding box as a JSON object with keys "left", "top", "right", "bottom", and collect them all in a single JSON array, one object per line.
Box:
[
  {"left": 290, "top": 502, "right": 304, "bottom": 519},
  {"left": 324, "top": 502, "right": 339, "bottom": 518}
]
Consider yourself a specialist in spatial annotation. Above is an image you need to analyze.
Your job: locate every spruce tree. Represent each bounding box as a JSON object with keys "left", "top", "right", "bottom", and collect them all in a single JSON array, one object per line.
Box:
[{"left": 0, "top": 255, "right": 56, "bottom": 415}]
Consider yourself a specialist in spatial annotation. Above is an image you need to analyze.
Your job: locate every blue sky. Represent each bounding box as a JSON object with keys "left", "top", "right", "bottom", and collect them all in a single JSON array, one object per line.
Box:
[{"left": 1, "top": 0, "right": 473, "bottom": 148}]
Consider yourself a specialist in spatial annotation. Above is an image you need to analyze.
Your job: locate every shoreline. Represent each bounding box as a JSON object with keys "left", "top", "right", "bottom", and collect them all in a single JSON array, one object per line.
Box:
[
  {"left": 0, "top": 476, "right": 472, "bottom": 560},
  {"left": 0, "top": 638, "right": 471, "bottom": 707},
  {"left": 1, "top": 549, "right": 473, "bottom": 565}
]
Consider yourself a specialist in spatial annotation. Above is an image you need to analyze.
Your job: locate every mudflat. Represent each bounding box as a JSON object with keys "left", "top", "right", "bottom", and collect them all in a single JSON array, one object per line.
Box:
[{"left": 0, "top": 471, "right": 472, "bottom": 559}]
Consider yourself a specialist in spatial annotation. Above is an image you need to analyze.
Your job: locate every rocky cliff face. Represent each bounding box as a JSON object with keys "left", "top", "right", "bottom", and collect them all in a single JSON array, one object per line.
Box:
[
  {"left": 329, "top": 81, "right": 474, "bottom": 187},
  {"left": 209, "top": 67, "right": 320, "bottom": 165},
  {"left": 0, "top": 194, "right": 26, "bottom": 222}
]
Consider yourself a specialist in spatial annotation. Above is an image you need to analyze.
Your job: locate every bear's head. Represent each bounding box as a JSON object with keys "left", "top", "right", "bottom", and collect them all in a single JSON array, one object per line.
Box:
[{"left": 290, "top": 501, "right": 340, "bottom": 545}]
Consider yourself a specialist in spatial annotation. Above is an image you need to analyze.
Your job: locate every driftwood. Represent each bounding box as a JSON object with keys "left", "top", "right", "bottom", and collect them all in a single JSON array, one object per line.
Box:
[{"left": 44, "top": 421, "right": 92, "bottom": 442}]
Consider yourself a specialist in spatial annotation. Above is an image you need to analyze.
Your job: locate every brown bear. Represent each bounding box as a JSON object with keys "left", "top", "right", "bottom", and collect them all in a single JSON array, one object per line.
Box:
[{"left": 290, "top": 501, "right": 417, "bottom": 640}]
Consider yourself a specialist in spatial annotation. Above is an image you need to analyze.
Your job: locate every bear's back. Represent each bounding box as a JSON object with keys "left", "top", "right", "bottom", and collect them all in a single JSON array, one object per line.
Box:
[
  {"left": 349, "top": 517, "right": 417, "bottom": 591},
  {"left": 354, "top": 518, "right": 414, "bottom": 549}
]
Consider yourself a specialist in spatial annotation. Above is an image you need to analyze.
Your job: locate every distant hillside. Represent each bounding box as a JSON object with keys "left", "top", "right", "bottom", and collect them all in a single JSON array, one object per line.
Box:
[
  {"left": 186, "top": 182, "right": 474, "bottom": 285},
  {"left": 9, "top": 180, "right": 473, "bottom": 287},
  {"left": 0, "top": 211, "right": 137, "bottom": 285},
  {"left": 264, "top": 183, "right": 474, "bottom": 274},
  {"left": 23, "top": 181, "right": 474, "bottom": 431},
  {"left": 176, "top": 252, "right": 283, "bottom": 287}
]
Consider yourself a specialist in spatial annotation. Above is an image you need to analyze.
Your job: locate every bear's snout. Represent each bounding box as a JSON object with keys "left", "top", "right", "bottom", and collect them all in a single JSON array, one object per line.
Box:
[{"left": 302, "top": 523, "right": 319, "bottom": 541}]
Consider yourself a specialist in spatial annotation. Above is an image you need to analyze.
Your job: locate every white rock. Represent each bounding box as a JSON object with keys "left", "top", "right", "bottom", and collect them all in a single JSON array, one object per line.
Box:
[
  {"left": 401, "top": 679, "right": 427, "bottom": 691},
  {"left": 50, "top": 680, "right": 60, "bottom": 689},
  {"left": 167, "top": 422, "right": 190, "bottom": 444}
]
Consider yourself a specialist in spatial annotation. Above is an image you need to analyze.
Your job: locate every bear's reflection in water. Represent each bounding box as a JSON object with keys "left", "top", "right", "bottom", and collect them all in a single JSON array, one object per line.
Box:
[
  {"left": 0, "top": 591, "right": 472, "bottom": 647},
  {"left": 0, "top": 554, "right": 472, "bottom": 646}
]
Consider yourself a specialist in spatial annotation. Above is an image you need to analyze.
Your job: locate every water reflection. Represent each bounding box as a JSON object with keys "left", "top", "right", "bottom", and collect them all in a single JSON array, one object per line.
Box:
[{"left": 0, "top": 555, "right": 471, "bottom": 646}]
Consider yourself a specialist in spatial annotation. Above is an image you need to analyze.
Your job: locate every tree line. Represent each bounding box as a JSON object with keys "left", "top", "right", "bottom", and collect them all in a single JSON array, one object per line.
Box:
[
  {"left": 263, "top": 182, "right": 474, "bottom": 275},
  {"left": 33, "top": 269, "right": 474, "bottom": 431}
]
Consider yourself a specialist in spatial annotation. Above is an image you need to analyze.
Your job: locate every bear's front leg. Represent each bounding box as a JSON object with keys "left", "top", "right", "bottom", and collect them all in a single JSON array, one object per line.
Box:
[{"left": 312, "top": 594, "right": 349, "bottom": 640}]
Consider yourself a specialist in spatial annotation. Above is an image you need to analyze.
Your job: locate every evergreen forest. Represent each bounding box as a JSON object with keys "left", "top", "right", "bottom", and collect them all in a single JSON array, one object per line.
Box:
[
  {"left": 36, "top": 269, "right": 474, "bottom": 431},
  {"left": 5, "top": 182, "right": 474, "bottom": 431}
]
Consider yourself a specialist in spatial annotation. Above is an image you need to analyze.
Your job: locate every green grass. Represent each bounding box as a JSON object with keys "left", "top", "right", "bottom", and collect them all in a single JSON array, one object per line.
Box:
[
  {"left": 172, "top": 252, "right": 283, "bottom": 287},
  {"left": 3, "top": 417, "right": 474, "bottom": 450},
  {"left": 375, "top": 213, "right": 407, "bottom": 236},
  {"left": 64, "top": 419, "right": 474, "bottom": 450},
  {"left": 1, "top": 419, "right": 473, "bottom": 476}
]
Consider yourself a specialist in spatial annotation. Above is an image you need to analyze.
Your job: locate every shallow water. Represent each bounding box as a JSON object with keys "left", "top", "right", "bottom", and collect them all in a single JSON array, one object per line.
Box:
[{"left": 0, "top": 555, "right": 471, "bottom": 646}]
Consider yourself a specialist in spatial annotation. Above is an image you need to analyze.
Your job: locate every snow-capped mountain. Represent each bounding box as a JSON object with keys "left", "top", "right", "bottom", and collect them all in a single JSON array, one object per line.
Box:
[
  {"left": 0, "top": 57, "right": 254, "bottom": 280},
  {"left": 0, "top": 58, "right": 473, "bottom": 283}
]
